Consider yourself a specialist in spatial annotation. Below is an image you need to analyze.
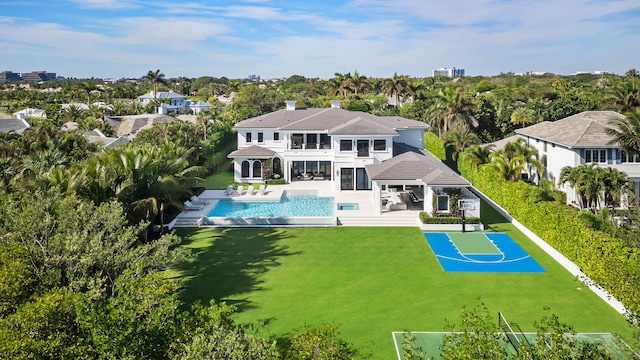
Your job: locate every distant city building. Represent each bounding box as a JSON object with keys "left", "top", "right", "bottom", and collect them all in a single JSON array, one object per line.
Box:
[
  {"left": 247, "top": 74, "right": 260, "bottom": 81},
  {"left": 432, "top": 67, "right": 465, "bottom": 78},
  {"left": 0, "top": 71, "right": 22, "bottom": 82},
  {"left": 21, "top": 71, "right": 56, "bottom": 82}
]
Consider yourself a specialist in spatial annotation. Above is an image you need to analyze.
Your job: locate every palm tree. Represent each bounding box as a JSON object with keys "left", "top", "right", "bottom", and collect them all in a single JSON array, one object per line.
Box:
[
  {"left": 444, "top": 130, "right": 480, "bottom": 161},
  {"left": 61, "top": 104, "right": 87, "bottom": 122},
  {"left": 466, "top": 144, "right": 495, "bottom": 168},
  {"left": 383, "top": 73, "right": 410, "bottom": 107},
  {"left": 559, "top": 164, "right": 606, "bottom": 209},
  {"left": 503, "top": 138, "right": 544, "bottom": 180},
  {"left": 350, "top": 70, "right": 370, "bottom": 96},
  {"left": 143, "top": 69, "right": 167, "bottom": 113},
  {"left": 489, "top": 151, "right": 526, "bottom": 181},
  {"left": 78, "top": 78, "right": 104, "bottom": 105},
  {"left": 427, "top": 86, "right": 477, "bottom": 138},
  {"left": 607, "top": 108, "right": 640, "bottom": 156},
  {"left": 509, "top": 107, "right": 539, "bottom": 128}
]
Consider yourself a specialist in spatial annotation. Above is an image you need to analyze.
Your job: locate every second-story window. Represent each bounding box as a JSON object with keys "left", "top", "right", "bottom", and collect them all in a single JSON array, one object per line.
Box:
[
  {"left": 373, "top": 139, "right": 386, "bottom": 151},
  {"left": 621, "top": 151, "right": 640, "bottom": 163},
  {"left": 246, "top": 132, "right": 252, "bottom": 143},
  {"left": 585, "top": 149, "right": 606, "bottom": 163},
  {"left": 258, "top": 132, "right": 264, "bottom": 143},
  {"left": 274, "top": 132, "right": 280, "bottom": 141},
  {"left": 340, "top": 139, "right": 352, "bottom": 151}
]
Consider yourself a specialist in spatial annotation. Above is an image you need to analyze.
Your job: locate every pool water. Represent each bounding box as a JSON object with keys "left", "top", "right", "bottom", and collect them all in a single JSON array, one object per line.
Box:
[
  {"left": 337, "top": 203, "right": 359, "bottom": 210},
  {"left": 208, "top": 191, "right": 334, "bottom": 217}
]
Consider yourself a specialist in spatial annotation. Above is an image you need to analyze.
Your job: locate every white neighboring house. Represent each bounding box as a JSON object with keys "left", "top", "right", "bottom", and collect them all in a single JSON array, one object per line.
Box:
[
  {"left": 138, "top": 91, "right": 188, "bottom": 114},
  {"left": 515, "top": 111, "right": 640, "bottom": 207},
  {"left": 137, "top": 91, "right": 211, "bottom": 115},
  {"left": 229, "top": 100, "right": 478, "bottom": 215},
  {"left": 14, "top": 108, "right": 46, "bottom": 120},
  {"left": 188, "top": 100, "right": 212, "bottom": 114}
]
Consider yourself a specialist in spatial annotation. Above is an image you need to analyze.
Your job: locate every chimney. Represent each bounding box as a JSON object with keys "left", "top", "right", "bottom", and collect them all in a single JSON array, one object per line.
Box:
[
  {"left": 330, "top": 100, "right": 342, "bottom": 109},
  {"left": 285, "top": 100, "right": 297, "bottom": 110}
]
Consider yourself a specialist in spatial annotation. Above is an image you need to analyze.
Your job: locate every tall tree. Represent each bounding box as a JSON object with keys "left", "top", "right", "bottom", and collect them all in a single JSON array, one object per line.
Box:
[
  {"left": 607, "top": 108, "right": 640, "bottom": 156},
  {"left": 143, "top": 69, "right": 167, "bottom": 113}
]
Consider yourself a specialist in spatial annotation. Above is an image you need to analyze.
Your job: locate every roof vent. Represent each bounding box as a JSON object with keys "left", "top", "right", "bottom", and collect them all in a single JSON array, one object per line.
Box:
[
  {"left": 285, "top": 100, "right": 297, "bottom": 110},
  {"left": 330, "top": 100, "right": 342, "bottom": 108}
]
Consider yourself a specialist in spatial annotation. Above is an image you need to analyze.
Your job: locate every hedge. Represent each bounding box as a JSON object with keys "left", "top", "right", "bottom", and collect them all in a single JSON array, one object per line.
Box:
[
  {"left": 423, "top": 132, "right": 446, "bottom": 161},
  {"left": 419, "top": 212, "right": 481, "bottom": 224},
  {"left": 457, "top": 150, "right": 640, "bottom": 317}
]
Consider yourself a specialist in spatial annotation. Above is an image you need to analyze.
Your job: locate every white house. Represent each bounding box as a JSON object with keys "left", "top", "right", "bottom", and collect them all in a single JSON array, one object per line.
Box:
[
  {"left": 138, "top": 91, "right": 188, "bottom": 114},
  {"left": 188, "top": 100, "right": 212, "bottom": 114},
  {"left": 138, "top": 91, "right": 212, "bottom": 115},
  {"left": 229, "top": 100, "right": 478, "bottom": 215},
  {"left": 515, "top": 111, "right": 640, "bottom": 207}
]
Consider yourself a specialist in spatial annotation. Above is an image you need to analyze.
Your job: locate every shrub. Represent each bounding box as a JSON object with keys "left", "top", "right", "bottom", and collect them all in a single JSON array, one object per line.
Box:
[{"left": 419, "top": 212, "right": 480, "bottom": 224}]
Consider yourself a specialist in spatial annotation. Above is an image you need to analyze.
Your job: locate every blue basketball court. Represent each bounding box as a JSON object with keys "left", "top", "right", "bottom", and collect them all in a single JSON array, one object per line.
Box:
[{"left": 423, "top": 232, "right": 545, "bottom": 272}]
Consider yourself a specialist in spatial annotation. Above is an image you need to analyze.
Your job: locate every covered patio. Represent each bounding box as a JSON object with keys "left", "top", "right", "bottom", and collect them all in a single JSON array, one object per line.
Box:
[{"left": 365, "top": 146, "right": 479, "bottom": 216}]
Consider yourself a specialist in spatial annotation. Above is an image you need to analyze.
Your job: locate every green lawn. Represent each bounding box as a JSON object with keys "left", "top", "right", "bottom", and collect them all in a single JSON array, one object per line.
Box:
[{"left": 172, "top": 202, "right": 632, "bottom": 359}]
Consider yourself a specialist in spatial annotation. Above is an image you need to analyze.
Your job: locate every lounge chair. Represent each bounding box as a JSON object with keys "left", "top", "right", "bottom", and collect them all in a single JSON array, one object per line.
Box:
[
  {"left": 236, "top": 185, "right": 244, "bottom": 196},
  {"left": 183, "top": 200, "right": 203, "bottom": 211},
  {"left": 223, "top": 185, "right": 234, "bottom": 196},
  {"left": 190, "top": 195, "right": 209, "bottom": 205},
  {"left": 245, "top": 185, "right": 255, "bottom": 196},
  {"left": 258, "top": 184, "right": 266, "bottom": 195}
]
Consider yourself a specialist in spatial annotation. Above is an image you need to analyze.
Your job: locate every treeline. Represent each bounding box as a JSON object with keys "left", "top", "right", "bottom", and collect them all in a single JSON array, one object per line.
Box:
[{"left": 2, "top": 69, "right": 639, "bottom": 143}]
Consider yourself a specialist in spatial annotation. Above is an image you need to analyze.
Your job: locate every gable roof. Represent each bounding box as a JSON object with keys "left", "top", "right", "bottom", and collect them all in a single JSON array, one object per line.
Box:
[
  {"left": 234, "top": 107, "right": 428, "bottom": 135},
  {"left": 228, "top": 145, "right": 277, "bottom": 158},
  {"left": 515, "top": 111, "right": 625, "bottom": 148},
  {"left": 138, "top": 91, "right": 185, "bottom": 100},
  {"left": 0, "top": 118, "right": 31, "bottom": 133},
  {"left": 366, "top": 143, "right": 470, "bottom": 186}
]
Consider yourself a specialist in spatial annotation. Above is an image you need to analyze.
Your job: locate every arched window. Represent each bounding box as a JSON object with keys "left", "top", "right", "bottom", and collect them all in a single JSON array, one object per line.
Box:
[
  {"left": 241, "top": 161, "right": 250, "bottom": 178},
  {"left": 252, "top": 161, "right": 262, "bottom": 178}
]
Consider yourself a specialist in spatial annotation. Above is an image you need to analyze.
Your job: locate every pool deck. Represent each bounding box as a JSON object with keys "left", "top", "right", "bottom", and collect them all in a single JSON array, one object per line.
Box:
[{"left": 173, "top": 181, "right": 423, "bottom": 227}]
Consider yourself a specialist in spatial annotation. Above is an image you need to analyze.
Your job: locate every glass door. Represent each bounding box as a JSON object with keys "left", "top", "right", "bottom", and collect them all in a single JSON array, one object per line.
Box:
[{"left": 340, "top": 168, "right": 354, "bottom": 190}]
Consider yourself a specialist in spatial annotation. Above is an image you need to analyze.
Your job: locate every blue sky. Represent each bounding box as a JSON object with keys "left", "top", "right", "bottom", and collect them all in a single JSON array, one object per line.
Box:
[{"left": 0, "top": 0, "right": 639, "bottom": 79}]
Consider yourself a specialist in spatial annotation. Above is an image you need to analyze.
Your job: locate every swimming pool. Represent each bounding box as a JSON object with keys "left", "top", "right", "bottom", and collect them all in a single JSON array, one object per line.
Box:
[
  {"left": 207, "top": 190, "right": 334, "bottom": 218},
  {"left": 337, "top": 203, "right": 359, "bottom": 210}
]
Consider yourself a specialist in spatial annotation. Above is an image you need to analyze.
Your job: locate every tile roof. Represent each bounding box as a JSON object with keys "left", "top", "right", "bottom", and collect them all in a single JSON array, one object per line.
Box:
[
  {"left": 138, "top": 91, "right": 185, "bottom": 100},
  {"left": 366, "top": 143, "right": 470, "bottom": 186},
  {"left": 515, "top": 111, "right": 625, "bottom": 148},
  {"left": 0, "top": 118, "right": 30, "bottom": 133},
  {"left": 234, "top": 107, "right": 428, "bottom": 135},
  {"left": 329, "top": 117, "right": 397, "bottom": 135},
  {"left": 228, "top": 145, "right": 277, "bottom": 158}
]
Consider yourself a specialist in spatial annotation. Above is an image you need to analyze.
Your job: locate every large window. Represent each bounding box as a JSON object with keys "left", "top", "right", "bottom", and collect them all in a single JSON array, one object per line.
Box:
[
  {"left": 252, "top": 161, "right": 262, "bottom": 178},
  {"left": 306, "top": 134, "right": 318, "bottom": 149},
  {"left": 357, "top": 140, "right": 369, "bottom": 157},
  {"left": 340, "top": 139, "right": 352, "bottom": 151},
  {"left": 373, "top": 139, "right": 386, "bottom": 151},
  {"left": 355, "top": 168, "right": 371, "bottom": 190},
  {"left": 291, "top": 134, "right": 303, "bottom": 149},
  {"left": 436, "top": 195, "right": 449, "bottom": 213},
  {"left": 340, "top": 168, "right": 354, "bottom": 190},
  {"left": 320, "top": 134, "right": 331, "bottom": 149},
  {"left": 245, "top": 132, "right": 252, "bottom": 143},
  {"left": 585, "top": 149, "right": 606, "bottom": 163},
  {"left": 621, "top": 151, "right": 640, "bottom": 163},
  {"left": 241, "top": 161, "right": 250, "bottom": 178}
]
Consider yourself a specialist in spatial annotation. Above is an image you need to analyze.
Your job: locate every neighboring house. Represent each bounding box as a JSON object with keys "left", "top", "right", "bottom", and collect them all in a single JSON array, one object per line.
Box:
[
  {"left": 138, "top": 91, "right": 188, "bottom": 114},
  {"left": 85, "top": 128, "right": 129, "bottom": 149},
  {"left": 229, "top": 100, "right": 478, "bottom": 215},
  {"left": 108, "top": 114, "right": 178, "bottom": 138},
  {"left": 14, "top": 108, "right": 46, "bottom": 120},
  {"left": 189, "top": 100, "right": 212, "bottom": 114},
  {"left": 515, "top": 111, "right": 640, "bottom": 207},
  {"left": 0, "top": 116, "right": 31, "bottom": 133}
]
